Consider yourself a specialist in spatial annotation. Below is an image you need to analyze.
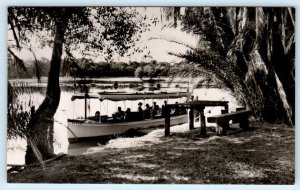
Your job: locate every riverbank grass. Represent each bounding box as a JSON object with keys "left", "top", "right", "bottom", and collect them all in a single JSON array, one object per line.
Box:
[{"left": 8, "top": 122, "right": 294, "bottom": 184}]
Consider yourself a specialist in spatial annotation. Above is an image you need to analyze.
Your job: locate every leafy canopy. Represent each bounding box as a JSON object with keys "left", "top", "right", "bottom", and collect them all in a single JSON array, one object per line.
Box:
[{"left": 8, "top": 7, "right": 148, "bottom": 62}]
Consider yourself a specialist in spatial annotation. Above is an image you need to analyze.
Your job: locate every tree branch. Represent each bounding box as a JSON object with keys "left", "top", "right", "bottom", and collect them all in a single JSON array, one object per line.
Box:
[
  {"left": 8, "top": 48, "right": 27, "bottom": 73},
  {"left": 29, "top": 46, "right": 42, "bottom": 82},
  {"left": 287, "top": 8, "right": 295, "bottom": 28},
  {"left": 8, "top": 17, "right": 21, "bottom": 49},
  {"left": 148, "top": 36, "right": 197, "bottom": 51}
]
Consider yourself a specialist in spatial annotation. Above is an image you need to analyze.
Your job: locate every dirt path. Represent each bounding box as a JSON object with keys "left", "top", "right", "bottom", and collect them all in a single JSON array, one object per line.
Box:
[{"left": 8, "top": 122, "right": 294, "bottom": 184}]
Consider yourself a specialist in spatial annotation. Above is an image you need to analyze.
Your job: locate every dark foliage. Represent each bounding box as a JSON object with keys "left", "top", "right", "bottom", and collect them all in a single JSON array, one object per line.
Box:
[
  {"left": 61, "top": 58, "right": 171, "bottom": 78},
  {"left": 8, "top": 7, "right": 148, "bottom": 162},
  {"left": 163, "top": 7, "right": 295, "bottom": 126},
  {"left": 7, "top": 83, "right": 31, "bottom": 139}
]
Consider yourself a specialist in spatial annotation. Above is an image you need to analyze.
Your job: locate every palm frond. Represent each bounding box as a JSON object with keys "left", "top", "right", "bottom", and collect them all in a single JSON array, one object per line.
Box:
[
  {"left": 8, "top": 17, "right": 21, "bottom": 49},
  {"left": 255, "top": 7, "right": 266, "bottom": 42},
  {"left": 287, "top": 7, "right": 295, "bottom": 28},
  {"left": 168, "top": 49, "right": 235, "bottom": 91},
  {"left": 284, "top": 32, "right": 295, "bottom": 55},
  {"left": 226, "top": 7, "right": 237, "bottom": 35},
  {"left": 238, "top": 8, "right": 248, "bottom": 31},
  {"left": 148, "top": 36, "right": 198, "bottom": 51}
]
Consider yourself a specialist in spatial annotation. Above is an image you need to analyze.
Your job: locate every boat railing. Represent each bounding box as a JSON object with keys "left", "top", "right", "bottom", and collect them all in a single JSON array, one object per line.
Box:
[
  {"left": 86, "top": 110, "right": 188, "bottom": 124},
  {"left": 70, "top": 104, "right": 188, "bottom": 124},
  {"left": 67, "top": 119, "right": 85, "bottom": 123}
]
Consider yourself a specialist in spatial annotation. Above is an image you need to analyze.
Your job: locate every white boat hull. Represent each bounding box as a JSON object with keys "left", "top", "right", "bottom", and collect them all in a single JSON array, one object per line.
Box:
[{"left": 67, "top": 114, "right": 187, "bottom": 142}]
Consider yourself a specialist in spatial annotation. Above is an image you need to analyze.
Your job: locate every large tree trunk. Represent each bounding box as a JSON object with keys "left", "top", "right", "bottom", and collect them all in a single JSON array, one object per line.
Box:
[
  {"left": 269, "top": 8, "right": 295, "bottom": 125},
  {"left": 181, "top": 7, "right": 295, "bottom": 126},
  {"left": 252, "top": 8, "right": 293, "bottom": 126},
  {"left": 228, "top": 8, "right": 294, "bottom": 126},
  {"left": 26, "top": 20, "right": 66, "bottom": 164}
]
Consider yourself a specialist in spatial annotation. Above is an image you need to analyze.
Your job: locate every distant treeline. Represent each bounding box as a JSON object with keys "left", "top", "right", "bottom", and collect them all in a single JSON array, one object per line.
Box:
[
  {"left": 61, "top": 58, "right": 172, "bottom": 79},
  {"left": 8, "top": 57, "right": 174, "bottom": 79},
  {"left": 8, "top": 57, "right": 50, "bottom": 79}
]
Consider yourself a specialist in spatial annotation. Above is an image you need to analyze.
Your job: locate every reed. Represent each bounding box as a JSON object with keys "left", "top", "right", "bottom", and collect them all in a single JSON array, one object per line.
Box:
[{"left": 8, "top": 82, "right": 45, "bottom": 166}]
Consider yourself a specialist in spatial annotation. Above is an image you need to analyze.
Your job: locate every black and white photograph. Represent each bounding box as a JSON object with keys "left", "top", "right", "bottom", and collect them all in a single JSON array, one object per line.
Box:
[{"left": 6, "top": 6, "right": 295, "bottom": 184}]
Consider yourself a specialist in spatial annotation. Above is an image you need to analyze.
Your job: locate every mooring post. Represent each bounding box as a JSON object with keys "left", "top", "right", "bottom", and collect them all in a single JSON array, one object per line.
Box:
[
  {"left": 189, "top": 107, "right": 194, "bottom": 130},
  {"left": 224, "top": 103, "right": 229, "bottom": 113},
  {"left": 84, "top": 93, "right": 87, "bottom": 120},
  {"left": 30, "top": 106, "right": 35, "bottom": 115},
  {"left": 30, "top": 106, "right": 35, "bottom": 121},
  {"left": 164, "top": 106, "right": 171, "bottom": 136},
  {"left": 221, "top": 103, "right": 229, "bottom": 130},
  {"left": 84, "top": 85, "right": 88, "bottom": 120},
  {"left": 199, "top": 106, "right": 206, "bottom": 136},
  {"left": 240, "top": 116, "right": 249, "bottom": 130}
]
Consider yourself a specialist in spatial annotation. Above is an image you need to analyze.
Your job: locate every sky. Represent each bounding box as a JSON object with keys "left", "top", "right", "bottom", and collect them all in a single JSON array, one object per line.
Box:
[{"left": 8, "top": 7, "right": 199, "bottom": 63}]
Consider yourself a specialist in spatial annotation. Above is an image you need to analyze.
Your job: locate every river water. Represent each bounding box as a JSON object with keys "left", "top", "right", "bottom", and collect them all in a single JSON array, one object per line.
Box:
[{"left": 7, "top": 78, "right": 239, "bottom": 165}]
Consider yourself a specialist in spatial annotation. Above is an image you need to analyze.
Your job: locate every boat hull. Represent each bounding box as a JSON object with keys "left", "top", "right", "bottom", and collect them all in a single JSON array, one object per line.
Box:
[{"left": 67, "top": 114, "right": 187, "bottom": 143}]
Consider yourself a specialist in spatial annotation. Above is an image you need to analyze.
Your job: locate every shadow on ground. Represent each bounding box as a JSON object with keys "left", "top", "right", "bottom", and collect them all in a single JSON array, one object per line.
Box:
[{"left": 8, "top": 122, "right": 294, "bottom": 184}]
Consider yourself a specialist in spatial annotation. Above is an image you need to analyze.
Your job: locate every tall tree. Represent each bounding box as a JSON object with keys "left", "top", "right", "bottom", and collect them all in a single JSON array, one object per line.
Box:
[
  {"left": 163, "top": 7, "right": 295, "bottom": 126},
  {"left": 8, "top": 7, "right": 147, "bottom": 163}
]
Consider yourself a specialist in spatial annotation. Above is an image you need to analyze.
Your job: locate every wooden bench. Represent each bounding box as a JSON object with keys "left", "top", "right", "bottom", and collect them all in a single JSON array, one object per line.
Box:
[{"left": 207, "top": 109, "right": 251, "bottom": 135}]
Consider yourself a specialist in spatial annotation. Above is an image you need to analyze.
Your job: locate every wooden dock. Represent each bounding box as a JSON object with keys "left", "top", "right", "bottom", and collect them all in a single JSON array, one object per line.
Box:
[{"left": 164, "top": 100, "right": 229, "bottom": 137}]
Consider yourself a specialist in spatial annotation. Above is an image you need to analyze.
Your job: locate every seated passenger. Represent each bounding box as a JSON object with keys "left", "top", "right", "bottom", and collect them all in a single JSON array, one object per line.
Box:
[
  {"left": 138, "top": 102, "right": 143, "bottom": 113},
  {"left": 137, "top": 102, "right": 144, "bottom": 120},
  {"left": 151, "top": 102, "right": 160, "bottom": 118},
  {"left": 173, "top": 102, "right": 180, "bottom": 115},
  {"left": 144, "top": 103, "right": 151, "bottom": 119},
  {"left": 161, "top": 100, "right": 168, "bottom": 117},
  {"left": 113, "top": 107, "right": 125, "bottom": 121},
  {"left": 190, "top": 96, "right": 194, "bottom": 102},
  {"left": 95, "top": 111, "right": 100, "bottom": 121},
  {"left": 125, "top": 108, "right": 131, "bottom": 121}
]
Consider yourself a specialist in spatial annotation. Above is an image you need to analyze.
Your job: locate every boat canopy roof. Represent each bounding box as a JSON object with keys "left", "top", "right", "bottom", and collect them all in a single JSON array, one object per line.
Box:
[
  {"left": 71, "top": 91, "right": 190, "bottom": 101},
  {"left": 71, "top": 93, "right": 100, "bottom": 101}
]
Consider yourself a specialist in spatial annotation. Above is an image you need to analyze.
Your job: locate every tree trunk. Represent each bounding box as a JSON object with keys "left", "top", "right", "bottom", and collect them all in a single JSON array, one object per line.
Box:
[
  {"left": 231, "top": 8, "right": 294, "bottom": 126},
  {"left": 255, "top": 8, "right": 293, "bottom": 126},
  {"left": 159, "top": 8, "right": 295, "bottom": 125},
  {"left": 26, "top": 20, "right": 66, "bottom": 164}
]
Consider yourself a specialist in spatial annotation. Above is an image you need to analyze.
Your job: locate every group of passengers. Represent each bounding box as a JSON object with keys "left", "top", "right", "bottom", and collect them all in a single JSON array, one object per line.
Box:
[{"left": 109, "top": 101, "right": 184, "bottom": 122}]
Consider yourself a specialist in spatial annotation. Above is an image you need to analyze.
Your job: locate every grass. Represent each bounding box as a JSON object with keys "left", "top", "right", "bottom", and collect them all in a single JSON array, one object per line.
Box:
[{"left": 7, "top": 122, "right": 294, "bottom": 184}]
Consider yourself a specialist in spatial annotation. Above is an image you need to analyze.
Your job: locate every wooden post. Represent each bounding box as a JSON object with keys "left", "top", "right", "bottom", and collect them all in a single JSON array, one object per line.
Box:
[
  {"left": 164, "top": 106, "right": 171, "bottom": 136},
  {"left": 30, "top": 106, "right": 35, "bottom": 115},
  {"left": 240, "top": 116, "right": 249, "bottom": 129},
  {"left": 84, "top": 93, "right": 87, "bottom": 120},
  {"left": 222, "top": 103, "right": 229, "bottom": 130},
  {"left": 224, "top": 103, "right": 229, "bottom": 113},
  {"left": 189, "top": 107, "right": 194, "bottom": 130},
  {"left": 30, "top": 106, "right": 35, "bottom": 121},
  {"left": 221, "top": 110, "right": 230, "bottom": 130},
  {"left": 197, "top": 109, "right": 201, "bottom": 129},
  {"left": 199, "top": 106, "right": 206, "bottom": 136},
  {"left": 84, "top": 85, "right": 88, "bottom": 120},
  {"left": 99, "top": 101, "right": 101, "bottom": 123}
]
